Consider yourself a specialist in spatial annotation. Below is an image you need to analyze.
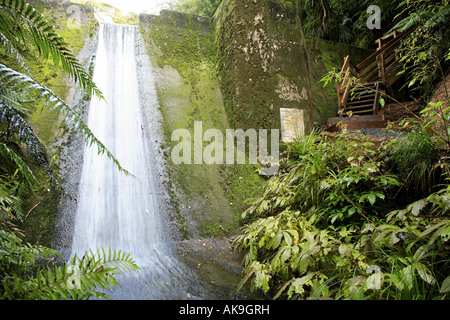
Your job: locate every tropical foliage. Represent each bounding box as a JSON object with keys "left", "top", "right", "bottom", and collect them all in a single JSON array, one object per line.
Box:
[
  {"left": 299, "top": 0, "right": 401, "bottom": 48},
  {"left": 0, "top": 227, "right": 139, "bottom": 300},
  {"left": 233, "top": 0, "right": 450, "bottom": 300},
  {"left": 393, "top": 0, "right": 450, "bottom": 97},
  {"left": 1, "top": 166, "right": 140, "bottom": 300},
  {"left": 299, "top": 0, "right": 449, "bottom": 51},
  {"left": 233, "top": 131, "right": 449, "bottom": 300}
]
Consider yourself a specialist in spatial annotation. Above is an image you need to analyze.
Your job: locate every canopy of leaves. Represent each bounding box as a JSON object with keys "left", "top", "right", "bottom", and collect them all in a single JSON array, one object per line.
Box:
[{"left": 173, "top": 0, "right": 222, "bottom": 17}]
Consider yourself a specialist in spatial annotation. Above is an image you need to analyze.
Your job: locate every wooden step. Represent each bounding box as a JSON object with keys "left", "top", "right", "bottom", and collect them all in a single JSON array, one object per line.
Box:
[
  {"left": 347, "top": 93, "right": 376, "bottom": 101},
  {"left": 347, "top": 104, "right": 375, "bottom": 111},
  {"left": 350, "top": 89, "right": 376, "bottom": 96},
  {"left": 347, "top": 98, "right": 375, "bottom": 105},
  {"left": 349, "top": 109, "right": 373, "bottom": 115},
  {"left": 328, "top": 115, "right": 387, "bottom": 131},
  {"left": 355, "top": 84, "right": 377, "bottom": 88},
  {"left": 354, "top": 83, "right": 378, "bottom": 89}
]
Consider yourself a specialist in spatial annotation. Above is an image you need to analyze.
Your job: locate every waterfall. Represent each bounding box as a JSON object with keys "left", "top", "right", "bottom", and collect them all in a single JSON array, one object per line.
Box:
[{"left": 70, "top": 23, "right": 206, "bottom": 300}]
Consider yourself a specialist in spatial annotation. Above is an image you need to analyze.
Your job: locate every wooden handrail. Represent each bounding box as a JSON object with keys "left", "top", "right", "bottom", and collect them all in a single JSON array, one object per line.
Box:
[
  {"left": 336, "top": 25, "right": 420, "bottom": 116},
  {"left": 377, "top": 28, "right": 400, "bottom": 43},
  {"left": 357, "top": 25, "right": 418, "bottom": 71},
  {"left": 337, "top": 56, "right": 350, "bottom": 110},
  {"left": 341, "top": 71, "right": 352, "bottom": 113}
]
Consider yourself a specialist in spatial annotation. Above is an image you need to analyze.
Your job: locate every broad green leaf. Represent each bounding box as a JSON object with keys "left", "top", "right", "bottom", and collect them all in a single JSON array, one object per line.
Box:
[
  {"left": 297, "top": 255, "right": 311, "bottom": 273},
  {"left": 366, "top": 265, "right": 384, "bottom": 290},
  {"left": 415, "top": 262, "right": 435, "bottom": 285},
  {"left": 400, "top": 265, "right": 415, "bottom": 290},
  {"left": 366, "top": 273, "right": 384, "bottom": 290},
  {"left": 283, "top": 232, "right": 293, "bottom": 247},
  {"left": 347, "top": 206, "right": 356, "bottom": 217},
  {"left": 288, "top": 273, "right": 315, "bottom": 297},
  {"left": 440, "top": 276, "right": 450, "bottom": 293},
  {"left": 410, "top": 199, "right": 427, "bottom": 216},
  {"left": 338, "top": 244, "right": 352, "bottom": 257},
  {"left": 367, "top": 194, "right": 376, "bottom": 206}
]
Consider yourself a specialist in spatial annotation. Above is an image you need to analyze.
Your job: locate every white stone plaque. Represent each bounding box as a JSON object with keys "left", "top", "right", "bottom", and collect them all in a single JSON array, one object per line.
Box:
[{"left": 280, "top": 108, "right": 306, "bottom": 143}]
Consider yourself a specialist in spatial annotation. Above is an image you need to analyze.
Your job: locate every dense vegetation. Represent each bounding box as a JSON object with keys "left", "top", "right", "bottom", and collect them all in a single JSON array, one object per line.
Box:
[
  {"left": 233, "top": 0, "right": 450, "bottom": 300},
  {"left": 234, "top": 130, "right": 449, "bottom": 299},
  {"left": 0, "top": 0, "right": 448, "bottom": 300}
]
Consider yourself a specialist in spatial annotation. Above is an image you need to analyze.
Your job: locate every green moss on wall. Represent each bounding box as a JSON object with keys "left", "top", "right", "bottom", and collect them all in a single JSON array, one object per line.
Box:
[{"left": 140, "top": 10, "right": 265, "bottom": 239}]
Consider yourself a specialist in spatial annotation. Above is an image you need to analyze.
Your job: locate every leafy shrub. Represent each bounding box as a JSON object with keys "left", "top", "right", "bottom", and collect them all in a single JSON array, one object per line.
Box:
[
  {"left": 243, "top": 133, "right": 399, "bottom": 229},
  {"left": 233, "top": 132, "right": 449, "bottom": 300}
]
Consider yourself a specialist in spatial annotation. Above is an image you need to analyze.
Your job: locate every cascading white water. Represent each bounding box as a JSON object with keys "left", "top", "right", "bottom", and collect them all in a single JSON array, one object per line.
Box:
[{"left": 70, "top": 23, "right": 207, "bottom": 300}]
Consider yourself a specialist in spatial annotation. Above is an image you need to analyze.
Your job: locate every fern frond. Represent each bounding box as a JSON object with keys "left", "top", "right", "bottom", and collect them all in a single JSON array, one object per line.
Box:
[
  {"left": 0, "top": 65, "right": 133, "bottom": 177},
  {"left": 0, "top": 86, "right": 32, "bottom": 114},
  {"left": 1, "top": 230, "right": 137, "bottom": 300},
  {"left": 10, "top": 181, "right": 29, "bottom": 219},
  {"left": 0, "top": 32, "right": 32, "bottom": 78},
  {"left": 0, "top": 0, "right": 103, "bottom": 99},
  {"left": 0, "top": 102, "right": 55, "bottom": 182},
  {"left": 0, "top": 143, "right": 36, "bottom": 186},
  {"left": 73, "top": 247, "right": 140, "bottom": 273},
  {"left": 426, "top": 6, "right": 450, "bottom": 29},
  {"left": 388, "top": 5, "right": 450, "bottom": 34}
]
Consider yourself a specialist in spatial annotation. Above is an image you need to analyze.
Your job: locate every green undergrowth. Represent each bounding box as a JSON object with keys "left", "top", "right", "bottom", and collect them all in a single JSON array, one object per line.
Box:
[
  {"left": 16, "top": 167, "right": 60, "bottom": 247},
  {"left": 233, "top": 131, "right": 450, "bottom": 300}
]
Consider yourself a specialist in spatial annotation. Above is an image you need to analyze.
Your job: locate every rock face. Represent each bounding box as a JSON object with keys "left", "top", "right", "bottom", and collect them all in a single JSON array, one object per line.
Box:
[{"left": 213, "top": 0, "right": 372, "bottom": 132}]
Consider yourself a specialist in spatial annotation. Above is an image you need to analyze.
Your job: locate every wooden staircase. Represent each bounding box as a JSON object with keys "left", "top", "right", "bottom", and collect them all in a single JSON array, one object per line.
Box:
[
  {"left": 344, "top": 82, "right": 381, "bottom": 116},
  {"left": 329, "top": 26, "right": 418, "bottom": 130}
]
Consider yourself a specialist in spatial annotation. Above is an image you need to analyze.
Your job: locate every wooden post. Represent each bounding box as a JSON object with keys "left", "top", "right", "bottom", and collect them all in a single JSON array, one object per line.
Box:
[
  {"left": 338, "top": 56, "right": 350, "bottom": 116},
  {"left": 377, "top": 39, "right": 382, "bottom": 50},
  {"left": 373, "top": 82, "right": 380, "bottom": 115}
]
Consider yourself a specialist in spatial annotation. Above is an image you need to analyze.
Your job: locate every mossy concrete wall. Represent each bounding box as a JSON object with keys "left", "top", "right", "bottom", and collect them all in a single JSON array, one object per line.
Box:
[
  {"left": 213, "top": 0, "right": 373, "bottom": 132},
  {"left": 139, "top": 10, "right": 265, "bottom": 239}
]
